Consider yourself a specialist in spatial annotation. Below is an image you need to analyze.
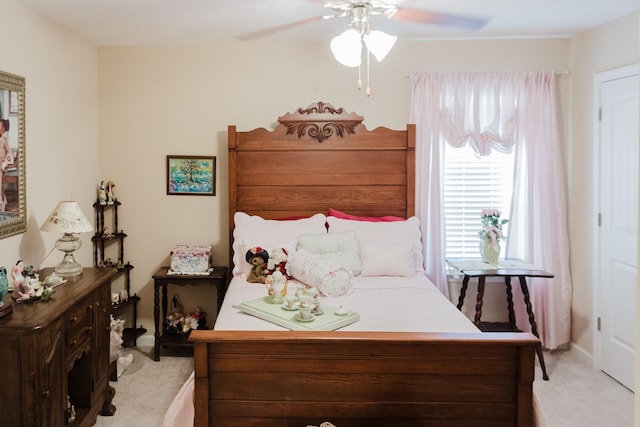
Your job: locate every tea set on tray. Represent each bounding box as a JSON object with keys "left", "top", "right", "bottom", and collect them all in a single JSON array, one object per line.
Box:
[{"left": 265, "top": 277, "right": 348, "bottom": 322}]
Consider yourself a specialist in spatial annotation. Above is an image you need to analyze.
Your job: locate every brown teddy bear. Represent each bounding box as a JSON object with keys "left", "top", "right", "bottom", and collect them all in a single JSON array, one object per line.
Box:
[{"left": 245, "top": 247, "right": 269, "bottom": 284}]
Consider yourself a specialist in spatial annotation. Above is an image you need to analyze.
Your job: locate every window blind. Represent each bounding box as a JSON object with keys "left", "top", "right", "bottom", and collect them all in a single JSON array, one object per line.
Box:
[{"left": 443, "top": 144, "right": 514, "bottom": 259}]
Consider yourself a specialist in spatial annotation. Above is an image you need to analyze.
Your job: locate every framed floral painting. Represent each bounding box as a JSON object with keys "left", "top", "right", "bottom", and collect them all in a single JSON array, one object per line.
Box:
[{"left": 166, "top": 155, "right": 216, "bottom": 196}]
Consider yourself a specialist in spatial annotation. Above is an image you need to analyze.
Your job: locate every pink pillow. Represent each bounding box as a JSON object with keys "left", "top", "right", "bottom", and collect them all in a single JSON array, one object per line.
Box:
[{"left": 328, "top": 208, "right": 405, "bottom": 222}]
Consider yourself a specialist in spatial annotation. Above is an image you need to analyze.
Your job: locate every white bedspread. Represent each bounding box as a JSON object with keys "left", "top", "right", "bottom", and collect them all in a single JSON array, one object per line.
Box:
[
  {"left": 162, "top": 274, "right": 481, "bottom": 427},
  {"left": 215, "top": 275, "right": 479, "bottom": 333}
]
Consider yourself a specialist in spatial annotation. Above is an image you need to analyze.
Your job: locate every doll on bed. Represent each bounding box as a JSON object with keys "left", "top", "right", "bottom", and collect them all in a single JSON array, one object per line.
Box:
[{"left": 245, "top": 247, "right": 269, "bottom": 283}]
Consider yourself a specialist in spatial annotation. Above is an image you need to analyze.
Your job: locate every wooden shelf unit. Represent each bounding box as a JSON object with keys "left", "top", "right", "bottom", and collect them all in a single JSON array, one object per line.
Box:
[{"left": 92, "top": 200, "right": 146, "bottom": 348}]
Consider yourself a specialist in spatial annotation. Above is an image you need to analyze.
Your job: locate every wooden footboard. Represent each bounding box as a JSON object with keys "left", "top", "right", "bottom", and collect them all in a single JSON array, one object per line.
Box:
[{"left": 190, "top": 330, "right": 538, "bottom": 427}]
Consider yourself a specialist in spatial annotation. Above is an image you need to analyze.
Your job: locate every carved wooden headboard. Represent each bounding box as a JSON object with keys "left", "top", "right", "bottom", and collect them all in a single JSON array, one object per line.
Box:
[{"left": 228, "top": 101, "right": 416, "bottom": 255}]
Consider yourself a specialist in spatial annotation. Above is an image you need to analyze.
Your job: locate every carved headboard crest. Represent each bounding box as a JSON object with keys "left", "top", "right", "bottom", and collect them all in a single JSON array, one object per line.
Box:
[{"left": 277, "top": 101, "right": 364, "bottom": 142}]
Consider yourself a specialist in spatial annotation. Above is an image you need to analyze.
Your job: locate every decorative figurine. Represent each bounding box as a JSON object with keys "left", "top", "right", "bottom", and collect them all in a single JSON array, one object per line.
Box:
[
  {"left": 98, "top": 181, "right": 107, "bottom": 205},
  {"left": 105, "top": 180, "right": 116, "bottom": 204},
  {"left": 103, "top": 226, "right": 113, "bottom": 239},
  {"left": 10, "top": 260, "right": 24, "bottom": 292},
  {"left": 109, "top": 315, "right": 133, "bottom": 377},
  {"left": 189, "top": 306, "right": 207, "bottom": 329},
  {"left": 20, "top": 265, "right": 39, "bottom": 293},
  {"left": 65, "top": 395, "right": 76, "bottom": 423}
]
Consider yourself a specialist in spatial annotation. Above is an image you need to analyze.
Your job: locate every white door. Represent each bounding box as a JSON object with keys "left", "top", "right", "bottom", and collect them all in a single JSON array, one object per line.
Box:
[{"left": 597, "top": 66, "right": 639, "bottom": 391}]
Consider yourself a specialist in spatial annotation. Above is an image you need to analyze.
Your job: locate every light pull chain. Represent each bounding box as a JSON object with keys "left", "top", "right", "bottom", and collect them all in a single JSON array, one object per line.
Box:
[{"left": 366, "top": 46, "right": 371, "bottom": 97}]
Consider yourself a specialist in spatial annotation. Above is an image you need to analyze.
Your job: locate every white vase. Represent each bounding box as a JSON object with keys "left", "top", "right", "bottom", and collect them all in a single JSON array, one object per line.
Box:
[{"left": 480, "top": 239, "right": 500, "bottom": 265}]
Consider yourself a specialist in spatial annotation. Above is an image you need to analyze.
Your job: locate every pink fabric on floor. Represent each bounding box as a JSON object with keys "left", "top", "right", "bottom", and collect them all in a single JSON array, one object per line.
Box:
[{"left": 162, "top": 371, "right": 194, "bottom": 427}]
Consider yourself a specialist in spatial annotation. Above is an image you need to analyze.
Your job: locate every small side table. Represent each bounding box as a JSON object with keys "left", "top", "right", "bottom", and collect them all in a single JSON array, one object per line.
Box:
[
  {"left": 447, "top": 258, "right": 553, "bottom": 381},
  {"left": 152, "top": 266, "right": 228, "bottom": 361}
]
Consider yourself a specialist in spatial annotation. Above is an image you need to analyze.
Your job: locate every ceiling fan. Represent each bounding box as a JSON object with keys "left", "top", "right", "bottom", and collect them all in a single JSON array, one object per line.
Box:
[{"left": 236, "top": 0, "right": 488, "bottom": 41}]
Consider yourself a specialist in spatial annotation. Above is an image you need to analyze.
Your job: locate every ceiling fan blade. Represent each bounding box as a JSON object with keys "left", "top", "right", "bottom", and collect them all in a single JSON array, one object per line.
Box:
[
  {"left": 392, "top": 7, "right": 488, "bottom": 30},
  {"left": 236, "top": 15, "right": 331, "bottom": 41}
]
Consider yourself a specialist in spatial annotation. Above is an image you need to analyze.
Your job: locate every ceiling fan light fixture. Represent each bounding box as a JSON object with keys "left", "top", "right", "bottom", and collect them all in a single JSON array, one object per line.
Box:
[
  {"left": 364, "top": 30, "right": 397, "bottom": 62},
  {"left": 330, "top": 29, "right": 362, "bottom": 67}
]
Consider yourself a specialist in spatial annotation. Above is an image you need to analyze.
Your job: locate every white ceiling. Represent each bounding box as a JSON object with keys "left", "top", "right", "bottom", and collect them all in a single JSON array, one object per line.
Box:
[{"left": 22, "top": 0, "right": 640, "bottom": 46}]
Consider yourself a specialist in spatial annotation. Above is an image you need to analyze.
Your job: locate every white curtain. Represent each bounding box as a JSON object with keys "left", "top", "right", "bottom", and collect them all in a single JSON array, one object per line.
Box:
[
  {"left": 410, "top": 73, "right": 448, "bottom": 298},
  {"left": 410, "top": 71, "right": 572, "bottom": 349}
]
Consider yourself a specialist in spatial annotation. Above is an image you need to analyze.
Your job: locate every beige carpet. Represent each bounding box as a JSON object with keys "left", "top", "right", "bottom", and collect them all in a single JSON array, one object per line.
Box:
[
  {"left": 94, "top": 345, "right": 634, "bottom": 426},
  {"left": 94, "top": 345, "right": 193, "bottom": 427},
  {"left": 533, "top": 349, "right": 634, "bottom": 427}
]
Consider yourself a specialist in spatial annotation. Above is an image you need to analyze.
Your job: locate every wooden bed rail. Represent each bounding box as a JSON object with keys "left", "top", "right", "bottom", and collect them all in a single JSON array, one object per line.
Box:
[{"left": 190, "top": 330, "right": 539, "bottom": 427}]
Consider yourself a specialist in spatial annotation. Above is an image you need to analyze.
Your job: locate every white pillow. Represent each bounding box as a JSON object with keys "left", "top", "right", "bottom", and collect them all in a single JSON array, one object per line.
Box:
[
  {"left": 326, "top": 216, "right": 425, "bottom": 274},
  {"left": 232, "top": 212, "right": 327, "bottom": 276},
  {"left": 286, "top": 249, "right": 354, "bottom": 297},
  {"left": 296, "top": 230, "right": 361, "bottom": 275},
  {"left": 359, "top": 242, "right": 415, "bottom": 277}
]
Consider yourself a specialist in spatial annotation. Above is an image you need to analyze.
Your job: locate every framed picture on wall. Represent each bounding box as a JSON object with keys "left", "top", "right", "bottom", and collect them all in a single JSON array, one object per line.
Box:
[
  {"left": 9, "top": 91, "right": 18, "bottom": 115},
  {"left": 166, "top": 155, "right": 216, "bottom": 196},
  {"left": 0, "top": 70, "right": 26, "bottom": 239}
]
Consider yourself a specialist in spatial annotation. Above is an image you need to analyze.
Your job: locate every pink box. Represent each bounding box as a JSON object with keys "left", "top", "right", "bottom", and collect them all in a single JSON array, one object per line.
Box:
[{"left": 170, "top": 245, "right": 212, "bottom": 274}]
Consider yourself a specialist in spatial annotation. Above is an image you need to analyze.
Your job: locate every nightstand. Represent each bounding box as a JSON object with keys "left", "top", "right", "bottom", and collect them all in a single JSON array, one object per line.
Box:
[{"left": 152, "top": 266, "right": 228, "bottom": 361}]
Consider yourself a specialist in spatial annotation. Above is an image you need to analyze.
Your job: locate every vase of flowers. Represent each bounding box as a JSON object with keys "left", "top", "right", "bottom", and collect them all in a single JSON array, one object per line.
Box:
[{"left": 479, "top": 209, "right": 509, "bottom": 265}]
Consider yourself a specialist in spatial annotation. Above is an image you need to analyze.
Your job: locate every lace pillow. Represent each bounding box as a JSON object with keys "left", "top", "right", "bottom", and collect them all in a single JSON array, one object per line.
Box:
[
  {"left": 286, "top": 249, "right": 354, "bottom": 297},
  {"left": 296, "top": 230, "right": 361, "bottom": 275}
]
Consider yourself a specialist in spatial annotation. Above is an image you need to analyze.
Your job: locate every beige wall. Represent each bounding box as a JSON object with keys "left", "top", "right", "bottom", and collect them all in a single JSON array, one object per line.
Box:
[
  {"left": 0, "top": 1, "right": 99, "bottom": 272},
  {"left": 97, "top": 38, "right": 571, "bottom": 336},
  {"left": 569, "top": 12, "right": 640, "bottom": 354}
]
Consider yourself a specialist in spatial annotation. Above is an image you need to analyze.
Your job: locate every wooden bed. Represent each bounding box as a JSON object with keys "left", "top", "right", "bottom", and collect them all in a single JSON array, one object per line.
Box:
[{"left": 189, "top": 102, "right": 539, "bottom": 427}]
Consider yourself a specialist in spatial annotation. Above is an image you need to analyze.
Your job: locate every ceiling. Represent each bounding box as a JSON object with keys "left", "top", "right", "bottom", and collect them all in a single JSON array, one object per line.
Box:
[{"left": 22, "top": 0, "right": 640, "bottom": 46}]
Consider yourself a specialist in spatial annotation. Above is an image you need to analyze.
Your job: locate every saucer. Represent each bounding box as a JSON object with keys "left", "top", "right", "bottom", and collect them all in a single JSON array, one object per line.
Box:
[
  {"left": 334, "top": 307, "right": 349, "bottom": 316},
  {"left": 312, "top": 307, "right": 324, "bottom": 315},
  {"left": 281, "top": 304, "right": 298, "bottom": 311},
  {"left": 293, "top": 313, "right": 315, "bottom": 323}
]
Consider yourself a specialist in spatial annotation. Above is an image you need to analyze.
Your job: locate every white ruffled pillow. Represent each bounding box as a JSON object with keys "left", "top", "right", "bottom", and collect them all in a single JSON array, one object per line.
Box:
[
  {"left": 326, "top": 216, "right": 424, "bottom": 275},
  {"left": 286, "top": 249, "right": 354, "bottom": 297},
  {"left": 296, "top": 230, "right": 361, "bottom": 275},
  {"left": 232, "top": 212, "right": 327, "bottom": 277}
]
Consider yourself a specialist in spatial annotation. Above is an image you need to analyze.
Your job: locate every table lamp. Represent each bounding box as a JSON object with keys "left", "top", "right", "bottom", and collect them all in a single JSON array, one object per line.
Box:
[{"left": 40, "top": 201, "right": 93, "bottom": 276}]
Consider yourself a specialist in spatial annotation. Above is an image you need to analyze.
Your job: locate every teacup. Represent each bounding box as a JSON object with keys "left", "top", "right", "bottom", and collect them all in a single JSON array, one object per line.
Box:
[
  {"left": 298, "top": 303, "right": 314, "bottom": 320},
  {"left": 284, "top": 295, "right": 297, "bottom": 309},
  {"left": 306, "top": 287, "right": 319, "bottom": 302},
  {"left": 295, "top": 285, "right": 306, "bottom": 299},
  {"left": 299, "top": 295, "right": 313, "bottom": 306},
  {"left": 311, "top": 302, "right": 322, "bottom": 314}
]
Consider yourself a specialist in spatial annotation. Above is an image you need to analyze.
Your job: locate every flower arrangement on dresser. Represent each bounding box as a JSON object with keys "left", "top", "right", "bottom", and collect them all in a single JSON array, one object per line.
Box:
[{"left": 478, "top": 209, "right": 509, "bottom": 264}]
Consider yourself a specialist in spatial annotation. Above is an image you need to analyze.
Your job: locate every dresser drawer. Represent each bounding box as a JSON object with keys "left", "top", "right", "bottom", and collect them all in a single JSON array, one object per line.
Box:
[{"left": 66, "top": 298, "right": 93, "bottom": 353}]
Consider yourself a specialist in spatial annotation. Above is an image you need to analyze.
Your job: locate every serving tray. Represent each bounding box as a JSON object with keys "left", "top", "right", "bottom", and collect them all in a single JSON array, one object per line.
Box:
[{"left": 234, "top": 297, "right": 359, "bottom": 331}]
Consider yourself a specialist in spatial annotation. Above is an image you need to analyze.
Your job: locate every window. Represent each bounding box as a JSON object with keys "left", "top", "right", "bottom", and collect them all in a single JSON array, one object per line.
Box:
[{"left": 443, "top": 144, "right": 514, "bottom": 259}]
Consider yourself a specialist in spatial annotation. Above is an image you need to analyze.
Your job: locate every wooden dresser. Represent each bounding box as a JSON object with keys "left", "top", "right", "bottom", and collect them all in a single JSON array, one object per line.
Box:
[{"left": 0, "top": 267, "right": 117, "bottom": 427}]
